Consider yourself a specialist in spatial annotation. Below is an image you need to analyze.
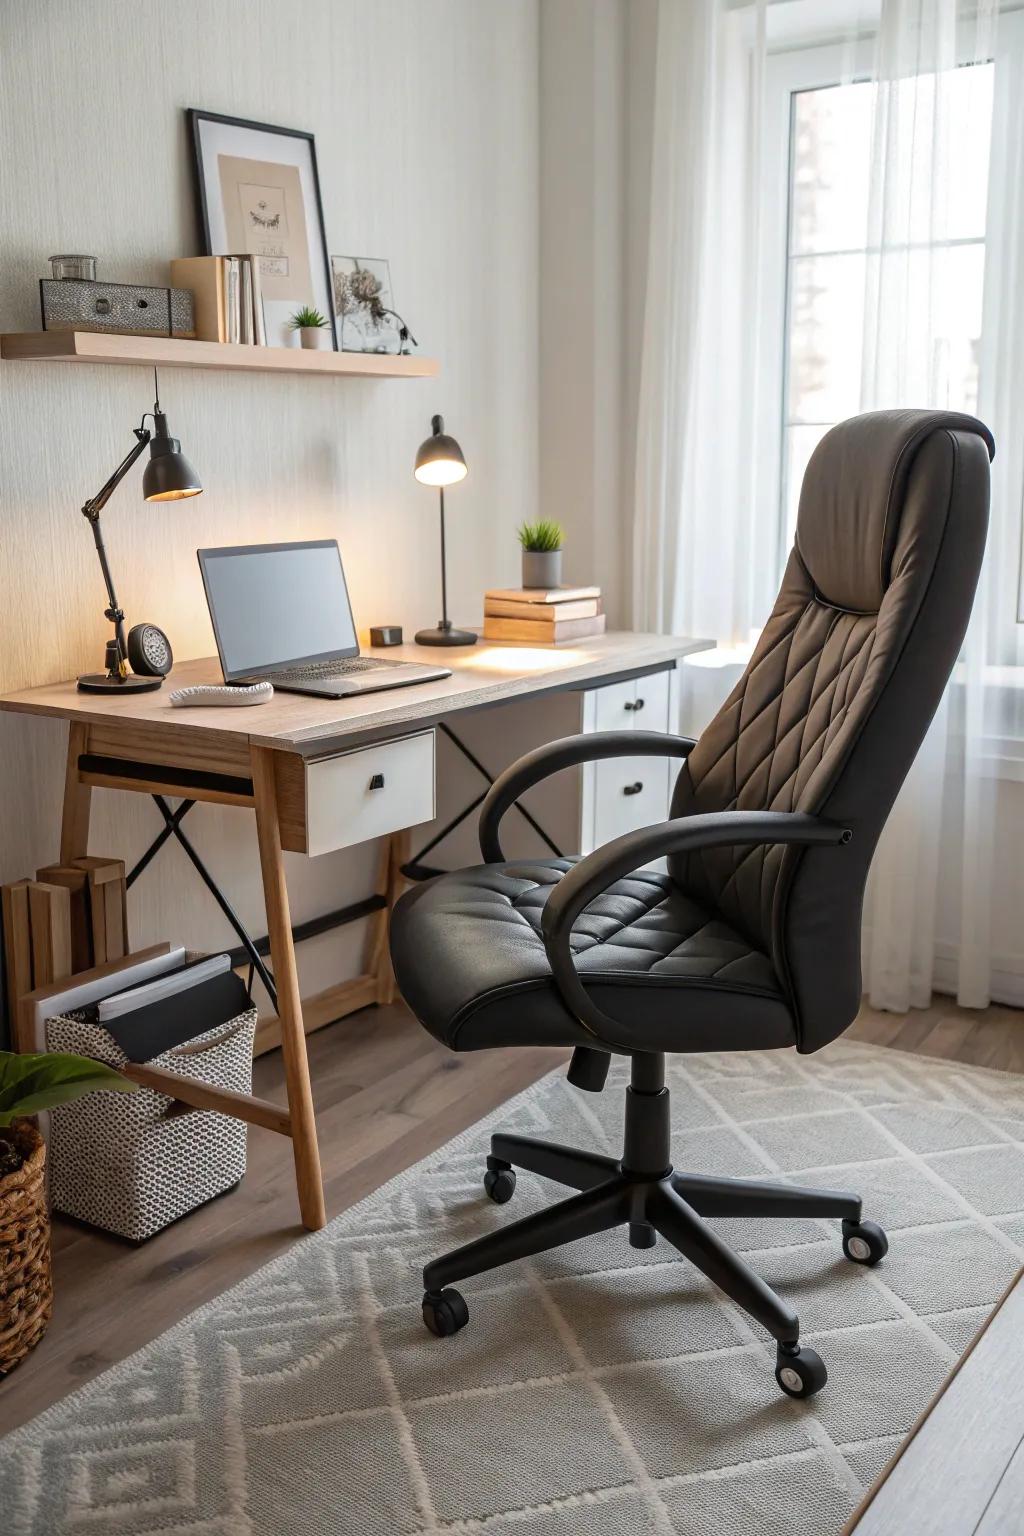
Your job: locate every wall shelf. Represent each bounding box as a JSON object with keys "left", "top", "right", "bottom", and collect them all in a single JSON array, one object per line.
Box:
[{"left": 0, "top": 330, "right": 439, "bottom": 379}]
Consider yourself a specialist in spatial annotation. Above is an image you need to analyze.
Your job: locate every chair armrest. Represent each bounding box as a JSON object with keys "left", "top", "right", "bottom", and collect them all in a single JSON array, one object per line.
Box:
[
  {"left": 541, "top": 810, "right": 853, "bottom": 1049},
  {"left": 479, "top": 730, "right": 697, "bottom": 862}
]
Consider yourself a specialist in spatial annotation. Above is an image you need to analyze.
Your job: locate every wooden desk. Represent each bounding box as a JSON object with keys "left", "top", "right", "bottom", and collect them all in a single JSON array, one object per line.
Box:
[{"left": 0, "top": 632, "right": 709, "bottom": 1230}]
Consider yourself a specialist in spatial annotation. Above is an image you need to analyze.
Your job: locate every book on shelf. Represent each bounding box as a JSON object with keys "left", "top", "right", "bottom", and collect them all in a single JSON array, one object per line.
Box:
[
  {"left": 484, "top": 595, "right": 601, "bottom": 621},
  {"left": 249, "top": 252, "right": 267, "bottom": 345},
  {"left": 239, "top": 259, "right": 253, "bottom": 345},
  {"left": 483, "top": 612, "right": 607, "bottom": 644},
  {"left": 225, "top": 258, "right": 239, "bottom": 344},
  {"left": 485, "top": 585, "right": 601, "bottom": 606},
  {"left": 169, "top": 254, "right": 267, "bottom": 345},
  {"left": 169, "top": 256, "right": 226, "bottom": 343}
]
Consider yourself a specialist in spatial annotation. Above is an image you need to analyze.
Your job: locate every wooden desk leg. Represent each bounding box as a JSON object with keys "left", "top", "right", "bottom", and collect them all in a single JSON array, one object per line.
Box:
[
  {"left": 60, "top": 722, "right": 92, "bottom": 862},
  {"left": 369, "top": 828, "right": 411, "bottom": 1005},
  {"left": 251, "top": 746, "right": 326, "bottom": 1232}
]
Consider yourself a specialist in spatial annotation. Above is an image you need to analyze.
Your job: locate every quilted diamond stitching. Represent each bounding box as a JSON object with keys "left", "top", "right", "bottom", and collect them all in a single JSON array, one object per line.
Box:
[
  {"left": 677, "top": 596, "right": 882, "bottom": 948},
  {"left": 507, "top": 869, "right": 777, "bottom": 989},
  {"left": 704, "top": 618, "right": 879, "bottom": 927}
]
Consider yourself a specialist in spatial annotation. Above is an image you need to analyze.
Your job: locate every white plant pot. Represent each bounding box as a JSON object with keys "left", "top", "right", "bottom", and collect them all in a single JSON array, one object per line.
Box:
[{"left": 298, "top": 327, "right": 329, "bottom": 350}]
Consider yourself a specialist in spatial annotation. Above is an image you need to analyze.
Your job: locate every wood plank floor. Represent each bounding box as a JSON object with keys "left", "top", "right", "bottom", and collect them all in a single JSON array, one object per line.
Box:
[
  {"left": 1, "top": 994, "right": 1020, "bottom": 1436},
  {"left": 848, "top": 996, "right": 1024, "bottom": 1071},
  {"left": 0, "top": 1003, "right": 568, "bottom": 1436}
]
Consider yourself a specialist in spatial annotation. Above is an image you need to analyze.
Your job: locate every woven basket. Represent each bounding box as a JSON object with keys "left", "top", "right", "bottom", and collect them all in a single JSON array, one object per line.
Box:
[
  {"left": 47, "top": 1007, "right": 257, "bottom": 1241},
  {"left": 0, "top": 1120, "right": 52, "bottom": 1375}
]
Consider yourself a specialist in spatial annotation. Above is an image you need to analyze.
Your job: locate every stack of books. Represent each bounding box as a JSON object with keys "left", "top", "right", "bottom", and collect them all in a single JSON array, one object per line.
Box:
[
  {"left": 170, "top": 255, "right": 267, "bottom": 345},
  {"left": 483, "top": 586, "right": 605, "bottom": 644}
]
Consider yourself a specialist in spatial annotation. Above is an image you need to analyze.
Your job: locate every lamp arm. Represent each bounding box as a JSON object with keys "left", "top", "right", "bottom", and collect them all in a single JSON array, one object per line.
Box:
[
  {"left": 81, "top": 427, "right": 150, "bottom": 523},
  {"left": 80, "top": 427, "right": 151, "bottom": 675}
]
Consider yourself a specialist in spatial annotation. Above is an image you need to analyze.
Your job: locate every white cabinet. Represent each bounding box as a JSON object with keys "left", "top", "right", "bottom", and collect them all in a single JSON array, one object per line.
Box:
[
  {"left": 408, "top": 662, "right": 683, "bottom": 871},
  {"left": 580, "top": 667, "right": 679, "bottom": 862}
]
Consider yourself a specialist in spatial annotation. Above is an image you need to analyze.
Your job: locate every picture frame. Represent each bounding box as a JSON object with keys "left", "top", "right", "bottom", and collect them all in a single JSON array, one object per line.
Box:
[
  {"left": 332, "top": 256, "right": 395, "bottom": 353},
  {"left": 187, "top": 108, "right": 337, "bottom": 350}
]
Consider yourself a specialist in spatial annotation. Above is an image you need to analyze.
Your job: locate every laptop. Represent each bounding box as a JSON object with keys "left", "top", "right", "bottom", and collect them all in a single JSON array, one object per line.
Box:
[{"left": 197, "top": 540, "right": 452, "bottom": 698}]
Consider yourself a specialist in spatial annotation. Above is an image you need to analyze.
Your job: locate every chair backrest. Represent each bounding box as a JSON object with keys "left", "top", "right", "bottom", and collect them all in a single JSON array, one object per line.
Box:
[{"left": 669, "top": 410, "right": 993, "bottom": 1051}]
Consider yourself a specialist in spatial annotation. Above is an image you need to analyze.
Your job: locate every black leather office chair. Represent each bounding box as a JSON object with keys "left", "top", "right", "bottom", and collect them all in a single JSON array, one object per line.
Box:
[{"left": 390, "top": 409, "right": 993, "bottom": 1399}]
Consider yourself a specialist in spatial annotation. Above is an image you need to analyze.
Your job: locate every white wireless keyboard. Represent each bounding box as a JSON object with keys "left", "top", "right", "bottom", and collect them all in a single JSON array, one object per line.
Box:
[{"left": 169, "top": 682, "right": 274, "bottom": 708}]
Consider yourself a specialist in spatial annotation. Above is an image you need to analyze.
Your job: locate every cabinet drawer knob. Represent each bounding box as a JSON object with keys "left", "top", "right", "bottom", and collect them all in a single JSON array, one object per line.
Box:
[
  {"left": 368, "top": 772, "right": 385, "bottom": 791},
  {"left": 624, "top": 698, "right": 645, "bottom": 712},
  {"left": 623, "top": 781, "right": 643, "bottom": 796}
]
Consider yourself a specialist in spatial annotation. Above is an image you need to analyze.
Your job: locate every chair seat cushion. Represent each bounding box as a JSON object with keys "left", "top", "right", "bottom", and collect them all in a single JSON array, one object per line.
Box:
[{"left": 390, "top": 859, "right": 795, "bottom": 1054}]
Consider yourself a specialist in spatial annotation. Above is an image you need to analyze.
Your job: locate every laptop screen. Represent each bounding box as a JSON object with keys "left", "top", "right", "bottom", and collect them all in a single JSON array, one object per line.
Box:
[{"left": 198, "top": 541, "right": 359, "bottom": 679}]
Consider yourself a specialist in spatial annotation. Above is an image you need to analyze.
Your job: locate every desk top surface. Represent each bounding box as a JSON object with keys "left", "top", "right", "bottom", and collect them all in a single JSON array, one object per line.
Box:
[{"left": 0, "top": 632, "right": 712, "bottom": 756}]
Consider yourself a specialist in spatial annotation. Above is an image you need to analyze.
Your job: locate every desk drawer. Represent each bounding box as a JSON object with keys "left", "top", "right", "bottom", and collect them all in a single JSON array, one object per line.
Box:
[
  {"left": 277, "top": 730, "right": 436, "bottom": 856},
  {"left": 580, "top": 667, "right": 678, "bottom": 869}
]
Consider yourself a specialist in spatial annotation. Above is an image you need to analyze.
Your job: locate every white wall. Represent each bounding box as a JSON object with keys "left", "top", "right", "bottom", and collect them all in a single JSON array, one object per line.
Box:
[
  {"left": 538, "top": 0, "right": 627, "bottom": 622},
  {"left": 0, "top": 0, "right": 539, "bottom": 1024}
]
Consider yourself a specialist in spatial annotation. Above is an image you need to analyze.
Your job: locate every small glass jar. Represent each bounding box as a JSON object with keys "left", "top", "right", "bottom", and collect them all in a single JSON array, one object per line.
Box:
[{"left": 49, "top": 255, "right": 97, "bottom": 281}]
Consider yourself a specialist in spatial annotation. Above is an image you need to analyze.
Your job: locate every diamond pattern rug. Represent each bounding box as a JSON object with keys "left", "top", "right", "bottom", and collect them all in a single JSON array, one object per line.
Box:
[{"left": 3, "top": 1040, "right": 1024, "bottom": 1535}]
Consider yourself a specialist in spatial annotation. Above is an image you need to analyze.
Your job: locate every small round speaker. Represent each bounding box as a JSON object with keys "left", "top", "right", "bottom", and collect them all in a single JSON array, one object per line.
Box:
[{"left": 127, "top": 622, "right": 174, "bottom": 678}]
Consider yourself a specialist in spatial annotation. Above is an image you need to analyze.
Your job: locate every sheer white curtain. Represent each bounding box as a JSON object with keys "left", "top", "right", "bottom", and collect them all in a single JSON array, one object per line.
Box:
[
  {"left": 632, "top": 0, "right": 1023, "bottom": 1010},
  {"left": 857, "top": 0, "right": 1021, "bottom": 1011},
  {"left": 632, "top": 0, "right": 777, "bottom": 646}
]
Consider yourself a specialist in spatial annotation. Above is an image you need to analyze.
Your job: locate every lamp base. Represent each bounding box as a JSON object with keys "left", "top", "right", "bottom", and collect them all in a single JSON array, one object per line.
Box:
[
  {"left": 414, "top": 625, "right": 478, "bottom": 648},
  {"left": 77, "top": 673, "right": 163, "bottom": 694}
]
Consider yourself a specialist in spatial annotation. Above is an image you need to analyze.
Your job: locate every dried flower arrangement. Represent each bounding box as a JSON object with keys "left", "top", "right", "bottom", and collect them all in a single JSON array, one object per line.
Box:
[{"left": 332, "top": 258, "right": 417, "bottom": 354}]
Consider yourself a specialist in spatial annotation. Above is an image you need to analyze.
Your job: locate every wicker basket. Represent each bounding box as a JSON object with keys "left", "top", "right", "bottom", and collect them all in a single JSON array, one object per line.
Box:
[{"left": 0, "top": 1120, "right": 52, "bottom": 1375}]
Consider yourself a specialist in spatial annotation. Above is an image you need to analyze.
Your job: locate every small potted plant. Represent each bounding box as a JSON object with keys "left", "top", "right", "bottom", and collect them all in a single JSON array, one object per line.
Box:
[
  {"left": 0, "top": 1051, "right": 135, "bottom": 1374},
  {"left": 288, "top": 306, "right": 331, "bottom": 350},
  {"left": 518, "top": 519, "right": 566, "bottom": 590}
]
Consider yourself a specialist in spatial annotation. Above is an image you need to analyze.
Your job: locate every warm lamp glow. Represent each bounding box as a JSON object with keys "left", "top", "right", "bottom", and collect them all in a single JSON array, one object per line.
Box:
[
  {"left": 459, "top": 646, "right": 587, "bottom": 674},
  {"left": 414, "top": 457, "right": 468, "bottom": 488},
  {"left": 145, "top": 485, "right": 202, "bottom": 503}
]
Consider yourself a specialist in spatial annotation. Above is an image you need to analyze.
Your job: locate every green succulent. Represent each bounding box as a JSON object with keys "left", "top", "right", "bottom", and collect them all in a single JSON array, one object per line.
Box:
[
  {"left": 288, "top": 306, "right": 329, "bottom": 330},
  {"left": 0, "top": 1050, "right": 136, "bottom": 1131},
  {"left": 517, "top": 519, "right": 565, "bottom": 553}
]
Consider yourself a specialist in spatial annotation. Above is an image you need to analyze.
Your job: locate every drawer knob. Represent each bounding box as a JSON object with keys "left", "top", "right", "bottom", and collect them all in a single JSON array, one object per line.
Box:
[
  {"left": 624, "top": 698, "right": 645, "bottom": 712},
  {"left": 368, "top": 772, "right": 385, "bottom": 791},
  {"left": 623, "top": 781, "right": 643, "bottom": 796}
]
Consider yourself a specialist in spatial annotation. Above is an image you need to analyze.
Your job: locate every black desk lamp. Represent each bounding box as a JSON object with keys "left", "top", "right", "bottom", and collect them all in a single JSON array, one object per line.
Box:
[
  {"left": 78, "top": 372, "right": 202, "bottom": 693},
  {"left": 413, "top": 414, "right": 476, "bottom": 647}
]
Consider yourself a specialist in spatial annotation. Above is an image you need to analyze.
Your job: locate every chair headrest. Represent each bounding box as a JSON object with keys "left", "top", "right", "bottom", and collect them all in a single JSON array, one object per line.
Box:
[{"left": 795, "top": 409, "right": 995, "bottom": 614}]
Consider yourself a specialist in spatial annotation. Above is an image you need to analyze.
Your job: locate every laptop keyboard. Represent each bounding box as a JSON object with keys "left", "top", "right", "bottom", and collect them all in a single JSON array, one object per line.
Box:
[{"left": 276, "top": 656, "right": 401, "bottom": 681}]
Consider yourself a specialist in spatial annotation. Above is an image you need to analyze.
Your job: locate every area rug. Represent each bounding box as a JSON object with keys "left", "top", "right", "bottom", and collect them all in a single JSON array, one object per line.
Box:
[{"left": 3, "top": 1040, "right": 1024, "bottom": 1536}]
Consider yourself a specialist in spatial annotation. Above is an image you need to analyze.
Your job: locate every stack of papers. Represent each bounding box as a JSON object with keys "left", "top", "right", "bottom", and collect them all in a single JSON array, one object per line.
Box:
[{"left": 42, "top": 950, "right": 252, "bottom": 1062}]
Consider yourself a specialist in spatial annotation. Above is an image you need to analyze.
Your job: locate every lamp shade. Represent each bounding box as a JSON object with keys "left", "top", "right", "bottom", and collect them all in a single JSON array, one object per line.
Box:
[
  {"left": 142, "top": 411, "right": 202, "bottom": 502},
  {"left": 414, "top": 414, "right": 467, "bottom": 488}
]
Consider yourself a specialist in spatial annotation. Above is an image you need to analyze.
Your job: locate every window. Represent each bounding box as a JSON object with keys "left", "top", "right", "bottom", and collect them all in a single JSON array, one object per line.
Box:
[{"left": 772, "top": 58, "right": 994, "bottom": 550}]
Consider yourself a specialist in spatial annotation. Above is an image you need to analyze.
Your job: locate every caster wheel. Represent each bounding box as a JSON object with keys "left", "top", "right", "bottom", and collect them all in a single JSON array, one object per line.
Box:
[
  {"left": 775, "top": 1346, "right": 827, "bottom": 1400},
  {"left": 484, "top": 1166, "right": 516, "bottom": 1204},
  {"left": 422, "top": 1288, "right": 469, "bottom": 1338},
  {"left": 629, "top": 1222, "right": 657, "bottom": 1249},
  {"left": 842, "top": 1219, "right": 889, "bottom": 1266}
]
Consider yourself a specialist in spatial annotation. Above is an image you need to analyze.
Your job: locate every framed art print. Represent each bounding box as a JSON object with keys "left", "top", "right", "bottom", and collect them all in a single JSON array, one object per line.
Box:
[
  {"left": 332, "top": 256, "right": 396, "bottom": 352},
  {"left": 188, "top": 109, "right": 336, "bottom": 349}
]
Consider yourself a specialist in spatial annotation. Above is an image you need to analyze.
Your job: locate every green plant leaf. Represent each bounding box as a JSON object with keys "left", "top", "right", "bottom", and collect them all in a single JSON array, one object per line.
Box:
[
  {"left": 288, "top": 306, "right": 328, "bottom": 330},
  {"left": 517, "top": 519, "right": 565, "bottom": 552},
  {"left": 0, "top": 1051, "right": 136, "bottom": 1129}
]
